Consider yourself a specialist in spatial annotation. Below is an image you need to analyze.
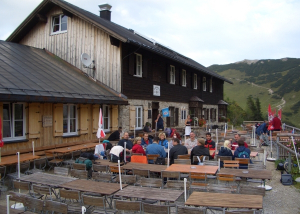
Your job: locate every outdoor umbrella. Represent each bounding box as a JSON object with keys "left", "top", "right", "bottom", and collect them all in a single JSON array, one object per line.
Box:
[{"left": 96, "top": 108, "right": 106, "bottom": 143}]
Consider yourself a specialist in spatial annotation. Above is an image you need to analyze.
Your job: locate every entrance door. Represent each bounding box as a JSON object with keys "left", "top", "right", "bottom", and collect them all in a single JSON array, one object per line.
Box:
[{"left": 152, "top": 102, "right": 159, "bottom": 130}]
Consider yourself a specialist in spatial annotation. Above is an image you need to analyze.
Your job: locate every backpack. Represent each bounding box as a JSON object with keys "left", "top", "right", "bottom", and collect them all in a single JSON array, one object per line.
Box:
[
  {"left": 237, "top": 151, "right": 250, "bottom": 158},
  {"left": 155, "top": 157, "right": 165, "bottom": 165}
]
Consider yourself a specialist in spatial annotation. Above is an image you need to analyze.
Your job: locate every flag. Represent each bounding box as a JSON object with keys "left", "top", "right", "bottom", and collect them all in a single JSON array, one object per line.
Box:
[
  {"left": 161, "top": 107, "right": 169, "bottom": 117},
  {"left": 0, "top": 117, "right": 3, "bottom": 147},
  {"left": 96, "top": 108, "right": 106, "bottom": 139},
  {"left": 278, "top": 109, "right": 282, "bottom": 121}
]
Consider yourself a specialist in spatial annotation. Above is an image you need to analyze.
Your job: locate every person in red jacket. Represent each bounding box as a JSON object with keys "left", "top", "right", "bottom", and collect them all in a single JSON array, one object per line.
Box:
[
  {"left": 132, "top": 137, "right": 146, "bottom": 156},
  {"left": 272, "top": 115, "right": 282, "bottom": 131},
  {"left": 231, "top": 134, "right": 248, "bottom": 150},
  {"left": 204, "top": 133, "right": 215, "bottom": 159}
]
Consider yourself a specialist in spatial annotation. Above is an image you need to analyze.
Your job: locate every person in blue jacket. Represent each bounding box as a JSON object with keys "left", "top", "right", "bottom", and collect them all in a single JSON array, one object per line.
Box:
[
  {"left": 256, "top": 121, "right": 269, "bottom": 146},
  {"left": 141, "top": 133, "right": 153, "bottom": 146},
  {"left": 155, "top": 113, "right": 164, "bottom": 131},
  {"left": 158, "top": 133, "right": 169, "bottom": 149},
  {"left": 234, "top": 140, "right": 251, "bottom": 169}
]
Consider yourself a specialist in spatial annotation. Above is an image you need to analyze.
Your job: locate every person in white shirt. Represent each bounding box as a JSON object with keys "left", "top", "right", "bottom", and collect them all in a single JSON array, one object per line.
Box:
[{"left": 184, "top": 132, "right": 197, "bottom": 153}]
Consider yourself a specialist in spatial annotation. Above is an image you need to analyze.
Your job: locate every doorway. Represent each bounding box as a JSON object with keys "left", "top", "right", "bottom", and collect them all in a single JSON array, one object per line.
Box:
[{"left": 152, "top": 102, "right": 159, "bottom": 130}]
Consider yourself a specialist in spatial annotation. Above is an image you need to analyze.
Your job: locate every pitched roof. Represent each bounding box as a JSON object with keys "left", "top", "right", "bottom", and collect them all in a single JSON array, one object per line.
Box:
[
  {"left": 0, "top": 40, "right": 128, "bottom": 104},
  {"left": 6, "top": 0, "right": 232, "bottom": 84},
  {"left": 189, "top": 96, "right": 204, "bottom": 102},
  {"left": 218, "top": 100, "right": 229, "bottom": 105}
]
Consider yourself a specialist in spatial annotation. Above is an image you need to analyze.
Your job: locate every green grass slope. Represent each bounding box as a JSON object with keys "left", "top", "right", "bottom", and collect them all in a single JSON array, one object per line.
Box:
[{"left": 208, "top": 58, "right": 300, "bottom": 128}]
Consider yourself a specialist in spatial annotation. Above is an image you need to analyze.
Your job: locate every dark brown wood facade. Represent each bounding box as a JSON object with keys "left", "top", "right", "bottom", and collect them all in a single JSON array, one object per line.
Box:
[{"left": 121, "top": 43, "right": 224, "bottom": 104}]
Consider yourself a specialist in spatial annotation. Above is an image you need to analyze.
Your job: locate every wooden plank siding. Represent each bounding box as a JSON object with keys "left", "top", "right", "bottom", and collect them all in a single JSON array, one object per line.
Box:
[
  {"left": 122, "top": 43, "right": 224, "bottom": 104},
  {"left": 0, "top": 102, "right": 101, "bottom": 154},
  {"left": 19, "top": 6, "right": 121, "bottom": 93}
]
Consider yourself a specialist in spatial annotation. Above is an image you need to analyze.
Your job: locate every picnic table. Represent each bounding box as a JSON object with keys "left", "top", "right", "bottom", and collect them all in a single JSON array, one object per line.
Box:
[
  {"left": 18, "top": 172, "right": 77, "bottom": 187},
  {"left": 47, "top": 143, "right": 98, "bottom": 155},
  {"left": 94, "top": 159, "right": 122, "bottom": 167},
  {"left": 185, "top": 192, "right": 263, "bottom": 210},
  {"left": 219, "top": 168, "right": 272, "bottom": 180},
  {"left": 165, "top": 164, "right": 218, "bottom": 175},
  {"left": 0, "top": 153, "right": 40, "bottom": 166},
  {"left": 0, "top": 205, "right": 35, "bottom": 214},
  {"left": 211, "top": 150, "right": 258, "bottom": 157},
  {"left": 122, "top": 162, "right": 167, "bottom": 173},
  {"left": 114, "top": 186, "right": 183, "bottom": 203},
  {"left": 58, "top": 179, "right": 127, "bottom": 195}
]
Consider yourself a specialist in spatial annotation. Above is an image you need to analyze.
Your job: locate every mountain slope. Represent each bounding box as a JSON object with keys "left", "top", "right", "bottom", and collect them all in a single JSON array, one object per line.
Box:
[{"left": 208, "top": 58, "right": 300, "bottom": 127}]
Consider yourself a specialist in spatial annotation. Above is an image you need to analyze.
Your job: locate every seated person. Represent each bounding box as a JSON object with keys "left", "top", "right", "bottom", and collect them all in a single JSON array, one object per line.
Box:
[
  {"left": 132, "top": 137, "right": 146, "bottom": 156},
  {"left": 75, "top": 154, "right": 94, "bottom": 177},
  {"left": 110, "top": 145, "right": 124, "bottom": 162},
  {"left": 158, "top": 132, "right": 169, "bottom": 149},
  {"left": 204, "top": 132, "right": 216, "bottom": 159},
  {"left": 233, "top": 140, "right": 251, "bottom": 169},
  {"left": 146, "top": 137, "right": 166, "bottom": 164},
  {"left": 141, "top": 133, "right": 153, "bottom": 146},
  {"left": 184, "top": 131, "right": 197, "bottom": 151},
  {"left": 143, "top": 122, "right": 152, "bottom": 132},
  {"left": 231, "top": 134, "right": 248, "bottom": 150},
  {"left": 118, "top": 132, "right": 133, "bottom": 162},
  {"left": 190, "top": 138, "right": 210, "bottom": 165},
  {"left": 107, "top": 127, "right": 122, "bottom": 141},
  {"left": 218, "top": 140, "right": 234, "bottom": 167},
  {"left": 170, "top": 131, "right": 181, "bottom": 141},
  {"left": 169, "top": 138, "right": 188, "bottom": 165}
]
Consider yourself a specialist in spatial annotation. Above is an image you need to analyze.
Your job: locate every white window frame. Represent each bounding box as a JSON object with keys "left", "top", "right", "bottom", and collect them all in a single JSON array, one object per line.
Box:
[
  {"left": 182, "top": 69, "right": 186, "bottom": 87},
  {"left": 135, "top": 106, "right": 143, "bottom": 130},
  {"left": 210, "top": 78, "right": 213, "bottom": 93},
  {"left": 3, "top": 103, "right": 26, "bottom": 142},
  {"left": 63, "top": 104, "right": 78, "bottom": 136},
  {"left": 193, "top": 74, "right": 197, "bottom": 89},
  {"left": 203, "top": 77, "right": 207, "bottom": 91},
  {"left": 103, "top": 105, "right": 110, "bottom": 132},
  {"left": 51, "top": 14, "right": 67, "bottom": 35},
  {"left": 134, "top": 53, "right": 143, "bottom": 77},
  {"left": 170, "top": 65, "right": 175, "bottom": 84}
]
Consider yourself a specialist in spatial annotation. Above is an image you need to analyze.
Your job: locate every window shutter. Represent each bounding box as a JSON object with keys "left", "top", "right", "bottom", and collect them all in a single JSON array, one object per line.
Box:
[
  {"left": 175, "top": 108, "right": 179, "bottom": 126},
  {"left": 129, "top": 54, "right": 135, "bottom": 75},
  {"left": 79, "top": 104, "right": 88, "bottom": 135},
  {"left": 92, "top": 104, "right": 100, "bottom": 133},
  {"left": 143, "top": 107, "right": 148, "bottom": 127},
  {"left": 167, "top": 116, "right": 170, "bottom": 127},
  {"left": 142, "top": 57, "right": 148, "bottom": 78},
  {"left": 167, "top": 65, "right": 171, "bottom": 83},
  {"left": 29, "top": 103, "right": 40, "bottom": 139},
  {"left": 186, "top": 72, "right": 190, "bottom": 88},
  {"left": 179, "top": 69, "right": 183, "bottom": 86},
  {"left": 111, "top": 105, "right": 118, "bottom": 131},
  {"left": 0, "top": 103, "right": 3, "bottom": 136},
  {"left": 214, "top": 109, "right": 217, "bottom": 121},
  {"left": 53, "top": 104, "right": 63, "bottom": 137},
  {"left": 129, "top": 106, "right": 136, "bottom": 131}
]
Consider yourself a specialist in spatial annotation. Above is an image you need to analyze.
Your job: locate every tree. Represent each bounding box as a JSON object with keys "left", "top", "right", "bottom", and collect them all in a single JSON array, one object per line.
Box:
[
  {"left": 245, "top": 96, "right": 257, "bottom": 120},
  {"left": 226, "top": 98, "right": 246, "bottom": 126},
  {"left": 255, "top": 97, "right": 263, "bottom": 120}
]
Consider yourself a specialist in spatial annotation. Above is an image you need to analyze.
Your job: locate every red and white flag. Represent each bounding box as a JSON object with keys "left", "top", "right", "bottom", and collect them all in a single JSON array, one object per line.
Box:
[
  {"left": 96, "top": 108, "right": 106, "bottom": 139},
  {"left": 268, "top": 104, "right": 274, "bottom": 130}
]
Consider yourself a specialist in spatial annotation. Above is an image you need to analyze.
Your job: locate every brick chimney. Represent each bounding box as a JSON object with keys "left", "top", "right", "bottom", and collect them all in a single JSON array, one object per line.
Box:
[{"left": 99, "top": 4, "right": 112, "bottom": 21}]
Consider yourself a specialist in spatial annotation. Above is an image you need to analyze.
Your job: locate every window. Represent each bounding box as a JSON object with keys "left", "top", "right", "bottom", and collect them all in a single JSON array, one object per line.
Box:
[
  {"left": 182, "top": 70, "right": 186, "bottom": 86},
  {"left": 135, "top": 106, "right": 143, "bottom": 129},
  {"left": 51, "top": 14, "right": 67, "bottom": 34},
  {"left": 167, "top": 107, "right": 179, "bottom": 127},
  {"left": 210, "top": 78, "right": 213, "bottom": 93},
  {"left": 203, "top": 77, "right": 206, "bottom": 91},
  {"left": 3, "top": 103, "right": 26, "bottom": 141},
  {"left": 63, "top": 104, "right": 77, "bottom": 135},
  {"left": 181, "top": 109, "right": 187, "bottom": 120},
  {"left": 103, "top": 105, "right": 110, "bottom": 132},
  {"left": 193, "top": 74, "right": 197, "bottom": 89},
  {"left": 170, "top": 65, "right": 175, "bottom": 84},
  {"left": 135, "top": 53, "right": 142, "bottom": 77}
]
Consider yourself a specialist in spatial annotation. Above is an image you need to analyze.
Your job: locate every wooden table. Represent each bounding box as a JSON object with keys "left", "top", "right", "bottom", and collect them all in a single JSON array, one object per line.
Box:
[
  {"left": 185, "top": 192, "right": 263, "bottom": 209},
  {"left": 47, "top": 143, "right": 98, "bottom": 154},
  {"left": 18, "top": 172, "right": 77, "bottom": 187},
  {"left": 0, "top": 205, "right": 35, "bottom": 214},
  {"left": 58, "top": 179, "right": 127, "bottom": 195},
  {"left": 219, "top": 168, "right": 272, "bottom": 180},
  {"left": 122, "top": 162, "right": 167, "bottom": 173},
  {"left": 0, "top": 153, "right": 40, "bottom": 166},
  {"left": 165, "top": 164, "right": 218, "bottom": 175},
  {"left": 114, "top": 186, "right": 183, "bottom": 202}
]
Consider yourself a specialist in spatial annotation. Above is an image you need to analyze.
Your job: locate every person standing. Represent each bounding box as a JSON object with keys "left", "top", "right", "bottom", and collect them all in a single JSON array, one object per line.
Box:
[
  {"left": 185, "top": 115, "right": 192, "bottom": 136},
  {"left": 272, "top": 115, "right": 282, "bottom": 131},
  {"left": 169, "top": 138, "right": 188, "bottom": 164},
  {"left": 155, "top": 113, "right": 164, "bottom": 131}
]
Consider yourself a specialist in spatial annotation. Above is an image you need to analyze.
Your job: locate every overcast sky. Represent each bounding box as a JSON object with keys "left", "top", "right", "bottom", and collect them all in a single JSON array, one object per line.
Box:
[{"left": 1, "top": 0, "right": 300, "bottom": 67}]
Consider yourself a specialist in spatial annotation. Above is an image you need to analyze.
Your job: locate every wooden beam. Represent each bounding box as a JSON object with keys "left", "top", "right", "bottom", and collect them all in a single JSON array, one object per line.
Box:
[{"left": 62, "top": 9, "right": 73, "bottom": 18}]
